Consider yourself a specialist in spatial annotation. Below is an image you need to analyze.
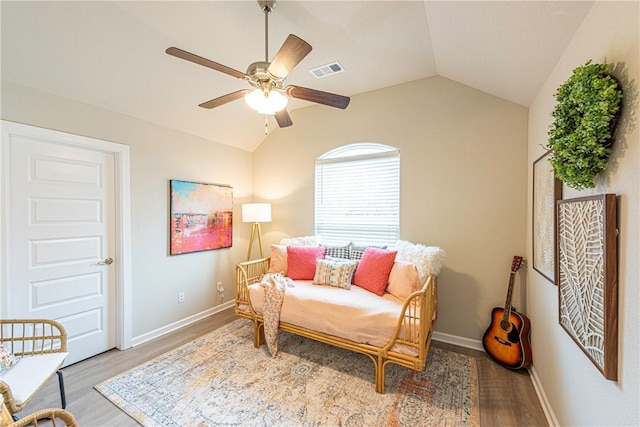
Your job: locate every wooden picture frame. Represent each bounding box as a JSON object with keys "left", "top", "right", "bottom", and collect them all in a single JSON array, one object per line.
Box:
[
  {"left": 532, "top": 151, "right": 562, "bottom": 284},
  {"left": 556, "top": 194, "right": 618, "bottom": 380},
  {"left": 169, "top": 180, "right": 233, "bottom": 255}
]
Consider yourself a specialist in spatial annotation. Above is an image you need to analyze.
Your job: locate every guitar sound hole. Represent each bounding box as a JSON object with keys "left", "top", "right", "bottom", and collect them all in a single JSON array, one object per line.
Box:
[{"left": 500, "top": 320, "right": 512, "bottom": 332}]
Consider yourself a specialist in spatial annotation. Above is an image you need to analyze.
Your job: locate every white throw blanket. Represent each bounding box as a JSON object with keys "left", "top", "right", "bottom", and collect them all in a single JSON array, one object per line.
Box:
[{"left": 259, "top": 273, "right": 295, "bottom": 357}]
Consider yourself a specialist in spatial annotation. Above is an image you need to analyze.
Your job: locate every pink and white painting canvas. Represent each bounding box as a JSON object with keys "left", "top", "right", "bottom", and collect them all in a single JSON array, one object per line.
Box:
[{"left": 170, "top": 180, "right": 233, "bottom": 255}]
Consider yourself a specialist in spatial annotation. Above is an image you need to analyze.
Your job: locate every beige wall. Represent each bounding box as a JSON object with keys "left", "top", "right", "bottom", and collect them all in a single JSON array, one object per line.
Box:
[
  {"left": 1, "top": 81, "right": 253, "bottom": 338},
  {"left": 253, "top": 75, "right": 529, "bottom": 341},
  {"left": 526, "top": 2, "right": 639, "bottom": 425},
  {"left": 5, "top": 3, "right": 637, "bottom": 420}
]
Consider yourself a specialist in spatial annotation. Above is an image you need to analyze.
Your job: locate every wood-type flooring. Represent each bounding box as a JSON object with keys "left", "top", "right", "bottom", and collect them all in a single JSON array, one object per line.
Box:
[{"left": 24, "top": 308, "right": 548, "bottom": 426}]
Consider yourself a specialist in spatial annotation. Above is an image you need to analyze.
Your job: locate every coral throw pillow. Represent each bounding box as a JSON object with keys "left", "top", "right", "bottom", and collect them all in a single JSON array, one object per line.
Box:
[
  {"left": 386, "top": 261, "right": 422, "bottom": 300},
  {"left": 287, "top": 246, "right": 326, "bottom": 280},
  {"left": 268, "top": 244, "right": 288, "bottom": 275},
  {"left": 353, "top": 247, "right": 397, "bottom": 296}
]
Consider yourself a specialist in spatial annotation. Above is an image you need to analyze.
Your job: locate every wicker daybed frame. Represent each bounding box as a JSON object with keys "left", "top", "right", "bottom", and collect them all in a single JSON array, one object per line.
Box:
[
  {"left": 0, "top": 319, "right": 68, "bottom": 415},
  {"left": 8, "top": 408, "right": 78, "bottom": 427},
  {"left": 235, "top": 257, "right": 438, "bottom": 394}
]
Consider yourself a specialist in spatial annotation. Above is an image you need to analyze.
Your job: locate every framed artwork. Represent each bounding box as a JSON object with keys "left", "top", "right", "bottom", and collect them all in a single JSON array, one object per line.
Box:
[
  {"left": 169, "top": 180, "right": 233, "bottom": 255},
  {"left": 532, "top": 151, "right": 562, "bottom": 284},
  {"left": 556, "top": 194, "right": 618, "bottom": 380}
]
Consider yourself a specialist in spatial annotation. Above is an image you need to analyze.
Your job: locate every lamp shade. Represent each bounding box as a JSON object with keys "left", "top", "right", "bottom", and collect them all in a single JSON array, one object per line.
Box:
[
  {"left": 244, "top": 89, "right": 288, "bottom": 115},
  {"left": 242, "top": 203, "right": 272, "bottom": 223}
]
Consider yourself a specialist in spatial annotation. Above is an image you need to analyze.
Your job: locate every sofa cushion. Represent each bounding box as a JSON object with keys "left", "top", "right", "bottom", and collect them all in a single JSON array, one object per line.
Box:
[
  {"left": 287, "top": 246, "right": 326, "bottom": 280},
  {"left": 313, "top": 258, "right": 358, "bottom": 289},
  {"left": 350, "top": 244, "right": 387, "bottom": 260},
  {"left": 392, "top": 240, "right": 445, "bottom": 283},
  {"left": 248, "top": 280, "right": 418, "bottom": 356},
  {"left": 322, "top": 244, "right": 351, "bottom": 259},
  {"left": 0, "top": 352, "right": 68, "bottom": 403},
  {"left": 0, "top": 345, "right": 19, "bottom": 374},
  {"left": 387, "top": 261, "right": 422, "bottom": 300},
  {"left": 268, "top": 244, "right": 288, "bottom": 275},
  {"left": 353, "top": 247, "right": 397, "bottom": 296},
  {"left": 280, "top": 236, "right": 320, "bottom": 246}
]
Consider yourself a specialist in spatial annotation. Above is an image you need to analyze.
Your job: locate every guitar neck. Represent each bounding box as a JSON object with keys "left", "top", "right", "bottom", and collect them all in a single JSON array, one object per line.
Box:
[
  {"left": 502, "top": 256, "right": 523, "bottom": 323},
  {"left": 503, "top": 272, "right": 516, "bottom": 319}
]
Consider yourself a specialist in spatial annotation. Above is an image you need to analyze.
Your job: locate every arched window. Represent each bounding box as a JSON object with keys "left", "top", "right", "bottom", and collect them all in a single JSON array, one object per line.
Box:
[{"left": 315, "top": 143, "right": 399, "bottom": 246}]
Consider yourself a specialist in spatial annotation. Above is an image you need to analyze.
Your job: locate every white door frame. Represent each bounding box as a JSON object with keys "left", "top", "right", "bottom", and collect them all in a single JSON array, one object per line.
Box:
[{"left": 0, "top": 120, "right": 132, "bottom": 350}]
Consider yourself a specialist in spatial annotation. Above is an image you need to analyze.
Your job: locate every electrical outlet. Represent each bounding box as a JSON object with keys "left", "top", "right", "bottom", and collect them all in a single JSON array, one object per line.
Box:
[
  {"left": 178, "top": 292, "right": 185, "bottom": 303},
  {"left": 217, "top": 281, "right": 223, "bottom": 292}
]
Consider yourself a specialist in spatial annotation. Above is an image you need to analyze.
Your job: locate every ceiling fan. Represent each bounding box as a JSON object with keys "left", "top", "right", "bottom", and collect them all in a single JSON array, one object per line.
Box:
[{"left": 166, "top": 0, "right": 350, "bottom": 130}]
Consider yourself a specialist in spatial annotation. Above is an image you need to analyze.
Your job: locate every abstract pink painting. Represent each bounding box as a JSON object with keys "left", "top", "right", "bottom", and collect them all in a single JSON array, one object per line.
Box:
[{"left": 170, "top": 180, "right": 233, "bottom": 255}]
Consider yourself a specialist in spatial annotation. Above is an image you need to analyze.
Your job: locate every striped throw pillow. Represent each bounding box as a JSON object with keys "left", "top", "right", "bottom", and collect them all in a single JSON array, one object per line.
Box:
[{"left": 313, "top": 258, "right": 359, "bottom": 289}]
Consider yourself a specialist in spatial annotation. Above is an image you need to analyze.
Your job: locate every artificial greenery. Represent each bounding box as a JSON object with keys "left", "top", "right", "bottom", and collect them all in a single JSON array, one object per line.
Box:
[{"left": 546, "top": 60, "right": 623, "bottom": 190}]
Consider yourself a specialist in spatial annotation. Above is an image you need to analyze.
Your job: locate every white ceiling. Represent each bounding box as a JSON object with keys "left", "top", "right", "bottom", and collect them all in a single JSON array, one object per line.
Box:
[{"left": 1, "top": 1, "right": 593, "bottom": 152}]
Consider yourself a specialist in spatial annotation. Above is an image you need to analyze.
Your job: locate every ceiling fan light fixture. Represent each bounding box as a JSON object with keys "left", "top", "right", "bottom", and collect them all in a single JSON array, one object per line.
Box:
[
  {"left": 166, "top": 0, "right": 349, "bottom": 131},
  {"left": 244, "top": 88, "right": 288, "bottom": 114}
]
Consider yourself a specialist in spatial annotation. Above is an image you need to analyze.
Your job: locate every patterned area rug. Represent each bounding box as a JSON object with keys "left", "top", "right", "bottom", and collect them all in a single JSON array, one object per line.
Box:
[{"left": 95, "top": 320, "right": 479, "bottom": 426}]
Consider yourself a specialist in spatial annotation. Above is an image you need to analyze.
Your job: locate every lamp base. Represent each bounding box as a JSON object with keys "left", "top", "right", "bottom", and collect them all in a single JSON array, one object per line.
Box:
[{"left": 247, "top": 222, "right": 264, "bottom": 261}]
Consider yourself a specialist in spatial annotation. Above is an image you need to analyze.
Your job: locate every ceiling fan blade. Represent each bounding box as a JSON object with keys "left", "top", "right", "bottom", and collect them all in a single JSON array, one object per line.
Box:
[
  {"left": 274, "top": 109, "right": 293, "bottom": 128},
  {"left": 285, "top": 85, "right": 350, "bottom": 109},
  {"left": 267, "top": 34, "right": 312, "bottom": 79},
  {"left": 166, "top": 47, "right": 248, "bottom": 80},
  {"left": 199, "top": 89, "right": 252, "bottom": 109}
]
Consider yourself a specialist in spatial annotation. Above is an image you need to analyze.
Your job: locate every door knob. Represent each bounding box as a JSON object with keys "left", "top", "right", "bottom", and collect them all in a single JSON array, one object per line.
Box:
[{"left": 98, "top": 257, "right": 114, "bottom": 265}]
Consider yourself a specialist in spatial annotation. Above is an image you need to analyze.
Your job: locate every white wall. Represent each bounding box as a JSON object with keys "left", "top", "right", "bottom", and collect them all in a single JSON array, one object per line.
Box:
[
  {"left": 1, "top": 81, "right": 253, "bottom": 339},
  {"left": 526, "top": 2, "right": 639, "bottom": 425},
  {"left": 252, "top": 75, "right": 529, "bottom": 342}
]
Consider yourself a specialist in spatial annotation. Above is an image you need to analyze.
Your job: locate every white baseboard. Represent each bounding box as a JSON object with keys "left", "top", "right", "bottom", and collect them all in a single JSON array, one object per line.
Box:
[
  {"left": 432, "top": 331, "right": 484, "bottom": 352},
  {"left": 131, "top": 301, "right": 235, "bottom": 347},
  {"left": 528, "top": 366, "right": 559, "bottom": 427}
]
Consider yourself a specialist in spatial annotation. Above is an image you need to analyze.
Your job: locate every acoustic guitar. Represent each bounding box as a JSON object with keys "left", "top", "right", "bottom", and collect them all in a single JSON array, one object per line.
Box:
[{"left": 482, "top": 256, "right": 532, "bottom": 369}]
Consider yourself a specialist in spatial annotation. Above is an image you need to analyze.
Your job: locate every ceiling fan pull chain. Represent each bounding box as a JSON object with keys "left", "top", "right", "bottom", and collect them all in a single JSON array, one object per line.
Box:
[{"left": 264, "top": 116, "right": 269, "bottom": 135}]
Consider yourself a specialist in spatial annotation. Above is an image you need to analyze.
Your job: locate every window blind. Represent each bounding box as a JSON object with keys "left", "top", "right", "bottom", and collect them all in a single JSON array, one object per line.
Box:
[{"left": 315, "top": 145, "right": 399, "bottom": 246}]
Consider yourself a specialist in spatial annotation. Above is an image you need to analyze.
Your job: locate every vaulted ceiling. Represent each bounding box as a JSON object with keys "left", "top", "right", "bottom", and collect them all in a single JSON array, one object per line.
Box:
[{"left": 1, "top": 1, "right": 593, "bottom": 151}]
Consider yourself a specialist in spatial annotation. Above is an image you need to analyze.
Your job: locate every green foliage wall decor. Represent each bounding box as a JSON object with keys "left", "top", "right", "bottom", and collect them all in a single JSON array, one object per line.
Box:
[{"left": 546, "top": 61, "right": 623, "bottom": 190}]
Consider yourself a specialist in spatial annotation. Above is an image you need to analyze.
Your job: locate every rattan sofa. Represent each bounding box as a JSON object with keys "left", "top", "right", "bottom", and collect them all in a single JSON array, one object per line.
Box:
[{"left": 235, "top": 247, "right": 440, "bottom": 394}]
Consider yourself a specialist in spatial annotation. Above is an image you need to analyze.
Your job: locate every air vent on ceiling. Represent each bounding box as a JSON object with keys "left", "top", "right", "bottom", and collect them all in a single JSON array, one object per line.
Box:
[{"left": 309, "top": 61, "right": 345, "bottom": 79}]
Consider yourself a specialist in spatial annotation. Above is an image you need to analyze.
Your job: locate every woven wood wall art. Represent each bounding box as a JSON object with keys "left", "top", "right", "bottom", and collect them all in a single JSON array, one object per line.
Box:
[
  {"left": 533, "top": 151, "right": 562, "bottom": 284},
  {"left": 556, "top": 194, "right": 618, "bottom": 380}
]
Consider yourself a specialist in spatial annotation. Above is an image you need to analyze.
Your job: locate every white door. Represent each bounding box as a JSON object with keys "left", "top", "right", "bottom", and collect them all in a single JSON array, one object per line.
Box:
[{"left": 4, "top": 125, "right": 117, "bottom": 365}]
